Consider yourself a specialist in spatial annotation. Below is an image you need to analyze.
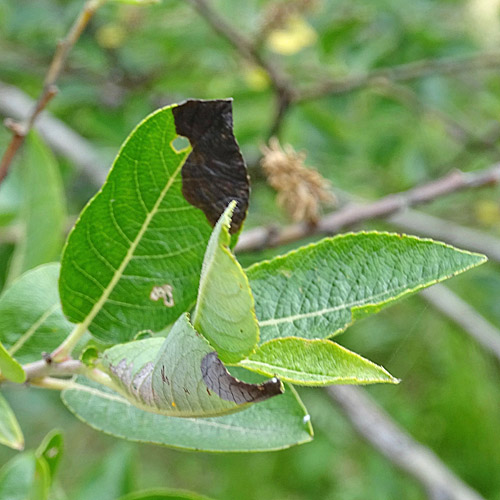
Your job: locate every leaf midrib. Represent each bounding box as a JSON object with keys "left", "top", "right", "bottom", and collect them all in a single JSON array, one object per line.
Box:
[{"left": 75, "top": 160, "right": 185, "bottom": 333}]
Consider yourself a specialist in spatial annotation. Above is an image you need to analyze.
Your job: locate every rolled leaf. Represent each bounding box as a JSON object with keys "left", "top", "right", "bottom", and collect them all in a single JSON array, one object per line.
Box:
[
  {"left": 192, "top": 202, "right": 259, "bottom": 363},
  {"left": 101, "top": 314, "right": 281, "bottom": 418}
]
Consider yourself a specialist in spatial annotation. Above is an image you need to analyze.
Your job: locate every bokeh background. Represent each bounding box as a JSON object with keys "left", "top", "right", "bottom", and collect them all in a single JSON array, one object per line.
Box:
[{"left": 1, "top": 0, "right": 500, "bottom": 498}]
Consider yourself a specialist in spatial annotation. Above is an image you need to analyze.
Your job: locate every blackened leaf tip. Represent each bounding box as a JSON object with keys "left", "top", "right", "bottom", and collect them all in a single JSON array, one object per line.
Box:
[
  {"left": 201, "top": 351, "right": 283, "bottom": 405},
  {"left": 172, "top": 99, "right": 250, "bottom": 235}
]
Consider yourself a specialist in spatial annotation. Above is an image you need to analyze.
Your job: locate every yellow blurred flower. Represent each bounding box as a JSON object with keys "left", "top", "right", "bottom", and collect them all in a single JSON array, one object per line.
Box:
[
  {"left": 267, "top": 15, "right": 317, "bottom": 55},
  {"left": 475, "top": 199, "right": 500, "bottom": 226},
  {"left": 243, "top": 66, "right": 271, "bottom": 91},
  {"left": 96, "top": 23, "right": 127, "bottom": 50}
]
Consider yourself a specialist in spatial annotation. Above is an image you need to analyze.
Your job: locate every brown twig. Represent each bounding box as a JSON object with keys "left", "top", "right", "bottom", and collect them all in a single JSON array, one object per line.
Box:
[
  {"left": 296, "top": 50, "right": 500, "bottom": 102},
  {"left": 235, "top": 163, "right": 500, "bottom": 252},
  {"left": 0, "top": 0, "right": 106, "bottom": 186},
  {"left": 184, "top": 0, "right": 294, "bottom": 138},
  {"left": 370, "top": 80, "right": 500, "bottom": 155},
  {"left": 327, "top": 386, "right": 485, "bottom": 500},
  {"left": 0, "top": 82, "right": 107, "bottom": 185}
]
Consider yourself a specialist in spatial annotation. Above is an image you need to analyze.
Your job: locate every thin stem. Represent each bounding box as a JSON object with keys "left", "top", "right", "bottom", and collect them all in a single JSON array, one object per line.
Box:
[
  {"left": 21, "top": 356, "right": 118, "bottom": 392},
  {"left": 296, "top": 50, "right": 500, "bottom": 102},
  {"left": 184, "top": 0, "right": 294, "bottom": 139},
  {"left": 51, "top": 323, "right": 88, "bottom": 362},
  {"left": 30, "top": 377, "right": 75, "bottom": 391},
  {"left": 0, "top": 0, "right": 107, "bottom": 186},
  {"left": 235, "top": 163, "right": 500, "bottom": 253},
  {"left": 327, "top": 386, "right": 485, "bottom": 500}
]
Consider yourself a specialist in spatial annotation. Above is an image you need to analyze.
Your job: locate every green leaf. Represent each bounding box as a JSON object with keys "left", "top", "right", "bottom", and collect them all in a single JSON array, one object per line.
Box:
[
  {"left": 118, "top": 489, "right": 213, "bottom": 500},
  {"left": 7, "top": 132, "right": 65, "bottom": 283},
  {"left": 35, "top": 430, "right": 63, "bottom": 483},
  {"left": 246, "top": 232, "right": 486, "bottom": 343},
  {"left": 0, "top": 264, "right": 73, "bottom": 364},
  {"left": 0, "top": 392, "right": 24, "bottom": 450},
  {"left": 59, "top": 100, "right": 251, "bottom": 346},
  {"left": 239, "top": 337, "right": 399, "bottom": 386},
  {"left": 192, "top": 202, "right": 258, "bottom": 363},
  {"left": 101, "top": 314, "right": 280, "bottom": 418},
  {"left": 58, "top": 105, "right": 212, "bottom": 344},
  {"left": 0, "top": 341, "right": 25, "bottom": 383},
  {"left": 75, "top": 443, "right": 135, "bottom": 500},
  {"left": 61, "top": 375, "right": 313, "bottom": 452},
  {"left": 0, "top": 451, "right": 50, "bottom": 500}
]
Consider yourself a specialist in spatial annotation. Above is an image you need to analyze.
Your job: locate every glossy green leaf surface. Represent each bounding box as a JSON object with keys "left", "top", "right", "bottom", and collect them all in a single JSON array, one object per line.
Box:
[
  {"left": 7, "top": 132, "right": 65, "bottom": 283},
  {"left": 247, "top": 232, "right": 486, "bottom": 343},
  {"left": 0, "top": 342, "right": 25, "bottom": 383},
  {"left": 59, "top": 105, "right": 212, "bottom": 344},
  {"left": 61, "top": 375, "right": 312, "bottom": 452},
  {"left": 239, "top": 337, "right": 398, "bottom": 386},
  {"left": 0, "top": 392, "right": 24, "bottom": 450},
  {"left": 0, "top": 264, "right": 72, "bottom": 364},
  {"left": 101, "top": 314, "right": 279, "bottom": 418},
  {"left": 193, "top": 202, "right": 258, "bottom": 363}
]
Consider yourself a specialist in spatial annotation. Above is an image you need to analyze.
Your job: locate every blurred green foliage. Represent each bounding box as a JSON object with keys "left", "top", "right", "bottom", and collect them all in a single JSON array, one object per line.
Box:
[{"left": 1, "top": 0, "right": 500, "bottom": 498}]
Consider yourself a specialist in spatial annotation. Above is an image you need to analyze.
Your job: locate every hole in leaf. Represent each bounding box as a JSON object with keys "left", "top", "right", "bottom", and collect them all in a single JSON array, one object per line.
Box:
[{"left": 171, "top": 135, "right": 190, "bottom": 153}]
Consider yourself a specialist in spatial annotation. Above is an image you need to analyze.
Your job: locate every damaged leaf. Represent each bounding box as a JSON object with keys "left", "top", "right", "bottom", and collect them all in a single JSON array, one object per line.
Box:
[
  {"left": 59, "top": 100, "right": 249, "bottom": 344},
  {"left": 173, "top": 99, "right": 249, "bottom": 235},
  {"left": 101, "top": 314, "right": 282, "bottom": 418}
]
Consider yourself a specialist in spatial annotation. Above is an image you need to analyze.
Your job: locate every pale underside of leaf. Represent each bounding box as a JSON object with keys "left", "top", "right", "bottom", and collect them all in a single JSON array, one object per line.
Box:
[
  {"left": 101, "top": 314, "right": 281, "bottom": 418},
  {"left": 193, "top": 202, "right": 259, "bottom": 363},
  {"left": 61, "top": 376, "right": 313, "bottom": 452},
  {"left": 246, "top": 232, "right": 486, "bottom": 343},
  {"left": 239, "top": 337, "right": 398, "bottom": 386}
]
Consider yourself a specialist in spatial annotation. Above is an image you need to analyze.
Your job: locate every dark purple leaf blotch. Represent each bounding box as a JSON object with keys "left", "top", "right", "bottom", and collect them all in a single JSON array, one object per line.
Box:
[
  {"left": 201, "top": 351, "right": 283, "bottom": 405},
  {"left": 172, "top": 99, "right": 250, "bottom": 234}
]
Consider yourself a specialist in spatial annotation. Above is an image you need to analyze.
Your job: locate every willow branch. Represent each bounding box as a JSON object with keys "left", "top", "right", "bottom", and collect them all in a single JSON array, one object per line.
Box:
[
  {"left": 297, "top": 50, "right": 500, "bottom": 102},
  {"left": 235, "top": 163, "right": 500, "bottom": 253},
  {"left": 327, "top": 386, "right": 485, "bottom": 500},
  {"left": 370, "top": 80, "right": 500, "bottom": 155},
  {"left": 0, "top": 82, "right": 107, "bottom": 186},
  {"left": 183, "top": 0, "right": 294, "bottom": 137},
  {"left": 0, "top": 0, "right": 106, "bottom": 185},
  {"left": 21, "top": 356, "right": 115, "bottom": 391}
]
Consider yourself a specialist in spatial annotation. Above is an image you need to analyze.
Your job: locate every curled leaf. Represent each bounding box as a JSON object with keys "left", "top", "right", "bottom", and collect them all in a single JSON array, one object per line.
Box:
[
  {"left": 201, "top": 352, "right": 282, "bottom": 404},
  {"left": 192, "top": 202, "right": 259, "bottom": 363},
  {"left": 101, "top": 314, "right": 281, "bottom": 418}
]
